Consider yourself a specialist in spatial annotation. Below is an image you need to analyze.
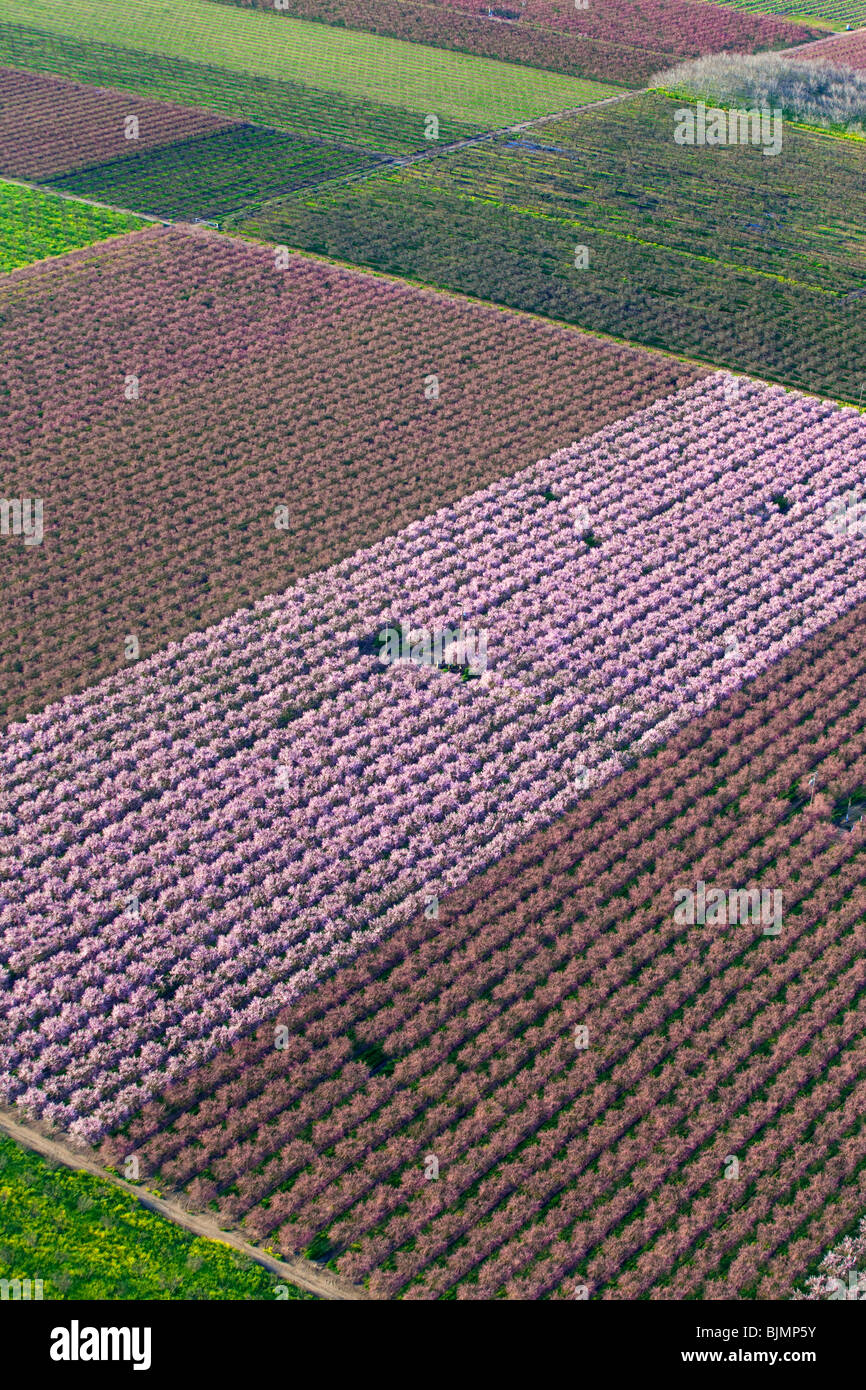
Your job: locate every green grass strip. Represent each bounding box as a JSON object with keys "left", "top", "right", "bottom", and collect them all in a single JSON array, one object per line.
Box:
[
  {"left": 0, "top": 1133, "right": 315, "bottom": 1299},
  {"left": 0, "top": 179, "right": 144, "bottom": 271}
]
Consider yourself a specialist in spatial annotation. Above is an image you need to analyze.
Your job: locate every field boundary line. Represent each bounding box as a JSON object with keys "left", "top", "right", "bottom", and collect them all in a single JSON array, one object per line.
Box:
[{"left": 0, "top": 1106, "right": 373, "bottom": 1301}]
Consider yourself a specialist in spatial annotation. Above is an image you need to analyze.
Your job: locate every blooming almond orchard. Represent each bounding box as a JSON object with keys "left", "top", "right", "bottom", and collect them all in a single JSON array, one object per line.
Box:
[{"left": 0, "top": 0, "right": 863, "bottom": 1329}]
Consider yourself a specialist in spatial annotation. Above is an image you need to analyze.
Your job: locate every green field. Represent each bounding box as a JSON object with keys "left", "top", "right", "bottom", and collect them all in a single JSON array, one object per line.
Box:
[
  {"left": 0, "top": 23, "right": 480, "bottom": 154},
  {"left": 0, "top": 19, "right": 611, "bottom": 156},
  {"left": 52, "top": 126, "right": 381, "bottom": 220},
  {"left": 0, "top": 0, "right": 619, "bottom": 128},
  {"left": 237, "top": 92, "right": 866, "bottom": 401},
  {"left": 0, "top": 179, "right": 144, "bottom": 270},
  {"left": 703, "top": 0, "right": 863, "bottom": 27},
  {"left": 0, "top": 1134, "right": 315, "bottom": 1299}
]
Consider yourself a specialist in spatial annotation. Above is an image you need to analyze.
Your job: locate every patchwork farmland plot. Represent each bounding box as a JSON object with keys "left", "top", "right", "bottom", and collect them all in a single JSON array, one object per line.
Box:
[
  {"left": 0, "top": 0, "right": 863, "bottom": 1324},
  {"left": 2, "top": 373, "right": 865, "bottom": 1144},
  {"left": 0, "top": 224, "right": 699, "bottom": 725},
  {"left": 0, "top": 179, "right": 145, "bottom": 270},
  {"left": 0, "top": 67, "right": 238, "bottom": 182},
  {"left": 792, "top": 28, "right": 866, "bottom": 67},
  {"left": 418, "top": 0, "right": 821, "bottom": 50},
  {"left": 240, "top": 92, "right": 866, "bottom": 401},
  {"left": 653, "top": 52, "right": 866, "bottom": 133},
  {"left": 49, "top": 127, "right": 382, "bottom": 220},
  {"left": 0, "top": 1, "right": 621, "bottom": 141},
  {"left": 0, "top": 67, "right": 380, "bottom": 218},
  {"left": 708, "top": 0, "right": 865, "bottom": 27},
  {"left": 0, "top": 24, "right": 485, "bottom": 155},
  {"left": 196, "top": 0, "right": 670, "bottom": 85},
  {"left": 204, "top": 0, "right": 822, "bottom": 84},
  {"left": 95, "top": 598, "right": 866, "bottom": 1299}
]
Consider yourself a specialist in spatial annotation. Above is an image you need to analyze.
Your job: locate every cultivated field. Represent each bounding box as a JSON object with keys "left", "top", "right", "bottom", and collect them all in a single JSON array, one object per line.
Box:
[
  {"left": 96, "top": 598, "right": 866, "bottom": 1298},
  {"left": 0, "top": 178, "right": 144, "bottom": 269},
  {"left": 422, "top": 0, "right": 822, "bottom": 49},
  {"left": 0, "top": 0, "right": 863, "bottom": 1318},
  {"left": 0, "top": 27, "right": 482, "bottom": 154},
  {"left": 0, "top": 224, "right": 698, "bottom": 725},
  {"left": 792, "top": 27, "right": 866, "bottom": 66},
  {"left": 0, "top": 0, "right": 620, "bottom": 131},
  {"left": 239, "top": 92, "right": 866, "bottom": 401},
  {"left": 2, "top": 373, "right": 864, "bottom": 1144},
  {"left": 0, "top": 67, "right": 238, "bottom": 182},
  {"left": 204, "top": 0, "right": 823, "bottom": 83},
  {"left": 199, "top": 0, "right": 668, "bottom": 84},
  {"left": 0, "top": 1133, "right": 314, "bottom": 1298},
  {"left": 50, "top": 126, "right": 381, "bottom": 219},
  {"left": 705, "top": 0, "right": 864, "bottom": 27}
]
